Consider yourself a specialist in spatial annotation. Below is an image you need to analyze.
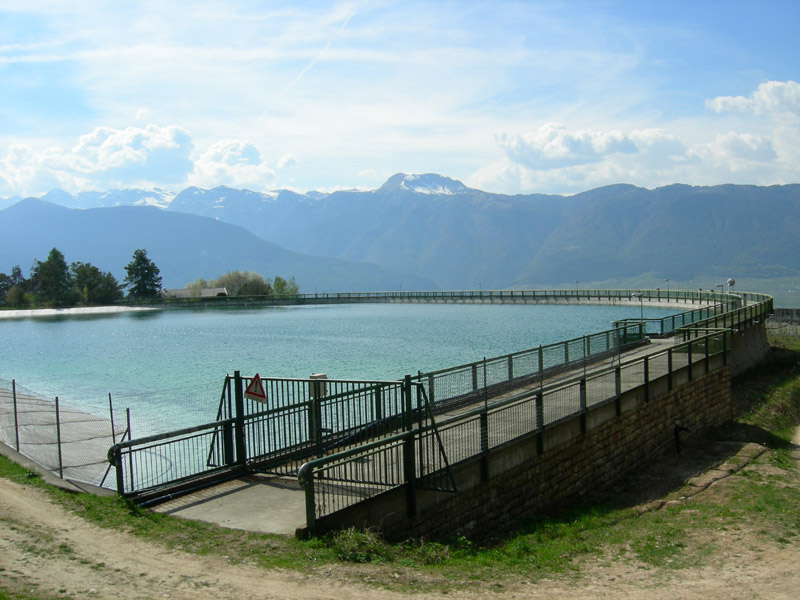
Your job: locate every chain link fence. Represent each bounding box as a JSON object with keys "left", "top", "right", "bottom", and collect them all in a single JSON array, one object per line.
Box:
[{"left": 0, "top": 378, "right": 127, "bottom": 486}]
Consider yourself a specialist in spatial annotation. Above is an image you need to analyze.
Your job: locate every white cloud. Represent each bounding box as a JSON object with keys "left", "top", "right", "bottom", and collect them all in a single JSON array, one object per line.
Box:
[
  {"left": 0, "top": 124, "right": 194, "bottom": 195},
  {"left": 497, "top": 124, "right": 638, "bottom": 170},
  {"left": 190, "top": 139, "right": 276, "bottom": 190},
  {"left": 706, "top": 80, "right": 800, "bottom": 118},
  {"left": 472, "top": 125, "right": 700, "bottom": 194},
  {"left": 698, "top": 131, "right": 777, "bottom": 171},
  {"left": 70, "top": 125, "right": 194, "bottom": 182},
  {"left": 276, "top": 153, "right": 297, "bottom": 169}
]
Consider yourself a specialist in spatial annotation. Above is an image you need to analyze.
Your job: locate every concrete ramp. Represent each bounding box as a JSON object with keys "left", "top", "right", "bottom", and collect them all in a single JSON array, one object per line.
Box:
[{"left": 152, "top": 473, "right": 306, "bottom": 536}]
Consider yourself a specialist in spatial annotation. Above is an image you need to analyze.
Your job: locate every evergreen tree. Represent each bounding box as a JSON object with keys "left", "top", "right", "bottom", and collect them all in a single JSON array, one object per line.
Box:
[
  {"left": 124, "top": 249, "right": 162, "bottom": 299},
  {"left": 9, "top": 265, "right": 25, "bottom": 287},
  {"left": 30, "top": 248, "right": 72, "bottom": 305},
  {"left": 0, "top": 273, "right": 11, "bottom": 303},
  {"left": 71, "top": 262, "right": 123, "bottom": 305}
]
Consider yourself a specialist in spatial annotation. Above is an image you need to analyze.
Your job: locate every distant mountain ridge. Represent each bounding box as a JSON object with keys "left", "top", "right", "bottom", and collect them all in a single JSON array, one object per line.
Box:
[
  {"left": 0, "top": 198, "right": 435, "bottom": 291},
  {"left": 3, "top": 174, "right": 799, "bottom": 290}
]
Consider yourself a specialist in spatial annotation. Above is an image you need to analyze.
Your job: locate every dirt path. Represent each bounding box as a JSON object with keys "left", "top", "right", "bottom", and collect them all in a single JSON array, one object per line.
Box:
[{"left": 1, "top": 431, "right": 799, "bottom": 599}]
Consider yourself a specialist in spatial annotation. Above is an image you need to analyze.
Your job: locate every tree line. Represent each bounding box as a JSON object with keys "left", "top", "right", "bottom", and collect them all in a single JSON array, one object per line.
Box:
[
  {"left": 1, "top": 247, "right": 300, "bottom": 308},
  {"left": 0, "top": 248, "right": 163, "bottom": 308},
  {"left": 184, "top": 271, "right": 299, "bottom": 298}
]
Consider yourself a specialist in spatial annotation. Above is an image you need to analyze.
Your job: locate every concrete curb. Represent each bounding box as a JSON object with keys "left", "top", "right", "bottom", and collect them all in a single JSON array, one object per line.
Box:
[{"left": 0, "top": 440, "right": 116, "bottom": 497}]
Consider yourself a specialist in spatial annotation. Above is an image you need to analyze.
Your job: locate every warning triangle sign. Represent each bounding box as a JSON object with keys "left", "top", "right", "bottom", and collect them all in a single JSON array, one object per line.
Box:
[{"left": 244, "top": 373, "right": 267, "bottom": 402}]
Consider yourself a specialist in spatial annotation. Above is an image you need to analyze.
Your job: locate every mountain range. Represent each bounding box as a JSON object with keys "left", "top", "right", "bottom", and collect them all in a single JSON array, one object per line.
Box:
[{"left": 1, "top": 174, "right": 799, "bottom": 292}]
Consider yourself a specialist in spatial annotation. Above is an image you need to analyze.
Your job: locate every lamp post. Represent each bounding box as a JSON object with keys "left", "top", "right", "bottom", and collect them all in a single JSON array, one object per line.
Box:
[{"left": 664, "top": 279, "right": 670, "bottom": 295}]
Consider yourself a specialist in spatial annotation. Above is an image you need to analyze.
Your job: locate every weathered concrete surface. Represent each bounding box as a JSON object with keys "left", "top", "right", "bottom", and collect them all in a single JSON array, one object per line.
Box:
[{"left": 152, "top": 473, "right": 306, "bottom": 535}]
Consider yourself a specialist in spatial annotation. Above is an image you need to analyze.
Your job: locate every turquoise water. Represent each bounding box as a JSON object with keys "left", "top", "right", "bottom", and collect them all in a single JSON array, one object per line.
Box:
[{"left": 1, "top": 303, "right": 678, "bottom": 433}]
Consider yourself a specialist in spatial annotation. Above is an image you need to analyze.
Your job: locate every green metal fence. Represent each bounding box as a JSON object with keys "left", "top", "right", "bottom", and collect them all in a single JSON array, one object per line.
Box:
[{"left": 297, "top": 291, "right": 773, "bottom": 535}]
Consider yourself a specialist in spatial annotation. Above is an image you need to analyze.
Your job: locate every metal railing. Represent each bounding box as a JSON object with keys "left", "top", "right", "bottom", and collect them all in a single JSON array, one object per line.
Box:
[
  {"left": 140, "top": 287, "right": 728, "bottom": 308},
  {"left": 298, "top": 329, "right": 730, "bottom": 534},
  {"left": 297, "top": 291, "right": 774, "bottom": 535},
  {"left": 105, "top": 289, "right": 771, "bottom": 509},
  {"left": 107, "top": 374, "right": 420, "bottom": 499}
]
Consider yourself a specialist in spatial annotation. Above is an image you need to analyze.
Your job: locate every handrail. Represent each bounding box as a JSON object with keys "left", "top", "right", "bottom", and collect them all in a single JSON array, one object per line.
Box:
[
  {"left": 297, "top": 327, "right": 725, "bottom": 482},
  {"left": 139, "top": 287, "right": 733, "bottom": 308},
  {"left": 108, "top": 288, "right": 772, "bottom": 510},
  {"left": 107, "top": 417, "right": 235, "bottom": 465},
  {"left": 297, "top": 290, "right": 773, "bottom": 533}
]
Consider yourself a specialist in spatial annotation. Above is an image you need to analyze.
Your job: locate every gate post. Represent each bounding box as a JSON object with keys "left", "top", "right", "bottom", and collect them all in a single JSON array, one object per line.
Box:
[
  {"left": 402, "top": 375, "right": 417, "bottom": 516},
  {"left": 233, "top": 371, "right": 246, "bottom": 467}
]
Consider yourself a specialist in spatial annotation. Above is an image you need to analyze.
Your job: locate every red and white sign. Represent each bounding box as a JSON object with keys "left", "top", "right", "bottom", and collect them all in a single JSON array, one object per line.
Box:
[{"left": 244, "top": 373, "right": 267, "bottom": 402}]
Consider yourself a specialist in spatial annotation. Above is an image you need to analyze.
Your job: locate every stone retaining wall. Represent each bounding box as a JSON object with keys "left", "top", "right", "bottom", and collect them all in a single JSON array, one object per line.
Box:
[{"left": 315, "top": 365, "right": 732, "bottom": 540}]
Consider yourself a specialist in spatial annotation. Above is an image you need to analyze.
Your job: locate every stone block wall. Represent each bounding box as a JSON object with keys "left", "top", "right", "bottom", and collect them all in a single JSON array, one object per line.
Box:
[
  {"left": 313, "top": 366, "right": 732, "bottom": 540},
  {"left": 406, "top": 367, "right": 731, "bottom": 540}
]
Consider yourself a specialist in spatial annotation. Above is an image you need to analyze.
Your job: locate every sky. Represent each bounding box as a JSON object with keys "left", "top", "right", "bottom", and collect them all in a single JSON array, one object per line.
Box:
[{"left": 1, "top": 0, "right": 799, "bottom": 198}]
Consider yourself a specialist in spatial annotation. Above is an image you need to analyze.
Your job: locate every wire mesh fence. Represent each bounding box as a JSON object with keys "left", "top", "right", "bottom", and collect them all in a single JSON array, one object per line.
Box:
[{"left": 0, "top": 378, "right": 127, "bottom": 487}]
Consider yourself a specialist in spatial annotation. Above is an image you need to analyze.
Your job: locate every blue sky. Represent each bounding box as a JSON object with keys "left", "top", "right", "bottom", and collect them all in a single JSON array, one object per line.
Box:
[{"left": 1, "top": 0, "right": 798, "bottom": 197}]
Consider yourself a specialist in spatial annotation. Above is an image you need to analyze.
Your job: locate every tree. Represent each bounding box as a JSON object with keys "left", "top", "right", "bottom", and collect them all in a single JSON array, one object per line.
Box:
[
  {"left": 124, "top": 249, "right": 162, "bottom": 299},
  {"left": 272, "top": 275, "right": 299, "bottom": 297},
  {"left": 29, "top": 248, "right": 72, "bottom": 305},
  {"left": 71, "top": 262, "right": 123, "bottom": 305},
  {"left": 210, "top": 271, "right": 271, "bottom": 296},
  {"left": 4, "top": 285, "right": 30, "bottom": 308},
  {"left": 9, "top": 265, "right": 25, "bottom": 287},
  {"left": 0, "top": 273, "right": 11, "bottom": 304},
  {"left": 185, "top": 278, "right": 208, "bottom": 298}
]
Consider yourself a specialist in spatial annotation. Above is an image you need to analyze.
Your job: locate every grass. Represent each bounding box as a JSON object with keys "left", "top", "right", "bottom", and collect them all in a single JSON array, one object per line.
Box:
[{"left": 1, "top": 336, "right": 799, "bottom": 597}]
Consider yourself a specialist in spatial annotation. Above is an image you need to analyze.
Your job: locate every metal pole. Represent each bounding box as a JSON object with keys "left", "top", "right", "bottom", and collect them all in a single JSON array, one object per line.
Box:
[
  {"left": 55, "top": 396, "right": 64, "bottom": 479},
  {"left": 234, "top": 371, "right": 246, "bottom": 467},
  {"left": 12, "top": 379, "right": 20, "bottom": 451},
  {"left": 126, "top": 408, "right": 133, "bottom": 492},
  {"left": 108, "top": 393, "right": 116, "bottom": 444}
]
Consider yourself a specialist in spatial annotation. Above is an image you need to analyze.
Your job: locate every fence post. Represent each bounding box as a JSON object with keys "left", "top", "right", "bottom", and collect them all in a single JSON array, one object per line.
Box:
[
  {"left": 12, "top": 379, "right": 20, "bottom": 451},
  {"left": 126, "top": 408, "right": 134, "bottom": 493},
  {"left": 233, "top": 371, "right": 246, "bottom": 467},
  {"left": 579, "top": 379, "right": 587, "bottom": 434},
  {"left": 614, "top": 366, "right": 622, "bottom": 416},
  {"left": 535, "top": 391, "right": 544, "bottom": 454},
  {"left": 507, "top": 355, "right": 513, "bottom": 381},
  {"left": 688, "top": 342, "right": 693, "bottom": 381},
  {"left": 705, "top": 336, "right": 710, "bottom": 373},
  {"left": 667, "top": 348, "right": 673, "bottom": 392},
  {"left": 402, "top": 376, "right": 417, "bottom": 516},
  {"left": 480, "top": 410, "right": 489, "bottom": 482},
  {"left": 304, "top": 471, "right": 317, "bottom": 538},
  {"left": 471, "top": 363, "right": 478, "bottom": 392},
  {"left": 55, "top": 396, "right": 64, "bottom": 479},
  {"left": 538, "top": 345, "right": 544, "bottom": 378},
  {"left": 643, "top": 359, "right": 650, "bottom": 402},
  {"left": 108, "top": 393, "right": 116, "bottom": 444},
  {"left": 723, "top": 332, "right": 728, "bottom": 366},
  {"left": 311, "top": 379, "right": 324, "bottom": 456},
  {"left": 373, "top": 385, "right": 383, "bottom": 421}
]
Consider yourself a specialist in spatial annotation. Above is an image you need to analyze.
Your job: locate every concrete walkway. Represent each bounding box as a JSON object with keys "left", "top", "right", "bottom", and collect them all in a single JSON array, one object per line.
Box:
[
  {"left": 153, "top": 473, "right": 306, "bottom": 536},
  {"left": 144, "top": 335, "right": 691, "bottom": 536}
]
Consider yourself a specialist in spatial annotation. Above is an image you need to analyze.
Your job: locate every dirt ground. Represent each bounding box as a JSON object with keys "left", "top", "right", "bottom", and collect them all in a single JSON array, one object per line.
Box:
[{"left": 1, "top": 428, "right": 799, "bottom": 600}]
